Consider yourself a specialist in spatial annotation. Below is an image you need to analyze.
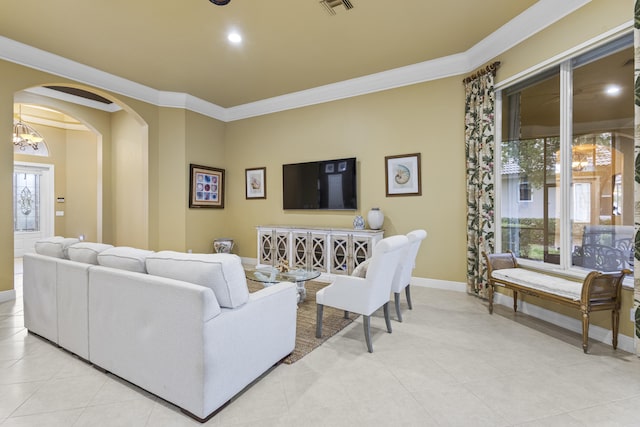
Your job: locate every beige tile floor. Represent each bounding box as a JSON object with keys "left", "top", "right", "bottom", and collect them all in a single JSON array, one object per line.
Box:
[{"left": 1, "top": 258, "right": 640, "bottom": 426}]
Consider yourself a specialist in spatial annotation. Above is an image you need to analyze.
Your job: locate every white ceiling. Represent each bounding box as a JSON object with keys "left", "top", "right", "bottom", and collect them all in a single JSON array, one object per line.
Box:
[{"left": 0, "top": 0, "right": 592, "bottom": 121}]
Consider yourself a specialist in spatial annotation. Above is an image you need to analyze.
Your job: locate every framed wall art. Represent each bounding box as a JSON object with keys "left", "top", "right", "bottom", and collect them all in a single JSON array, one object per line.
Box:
[
  {"left": 385, "top": 153, "right": 421, "bottom": 197},
  {"left": 189, "top": 164, "right": 225, "bottom": 208},
  {"left": 245, "top": 167, "right": 266, "bottom": 199}
]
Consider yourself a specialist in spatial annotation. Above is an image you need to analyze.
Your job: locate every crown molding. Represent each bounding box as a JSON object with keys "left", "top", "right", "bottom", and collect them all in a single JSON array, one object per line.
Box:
[
  {"left": 0, "top": 0, "right": 592, "bottom": 122},
  {"left": 466, "top": 0, "right": 591, "bottom": 67},
  {"left": 226, "top": 52, "right": 470, "bottom": 121}
]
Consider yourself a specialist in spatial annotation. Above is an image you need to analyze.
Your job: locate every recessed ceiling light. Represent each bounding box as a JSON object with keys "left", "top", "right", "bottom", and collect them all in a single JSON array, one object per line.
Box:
[
  {"left": 228, "top": 32, "right": 242, "bottom": 44},
  {"left": 605, "top": 85, "right": 621, "bottom": 96}
]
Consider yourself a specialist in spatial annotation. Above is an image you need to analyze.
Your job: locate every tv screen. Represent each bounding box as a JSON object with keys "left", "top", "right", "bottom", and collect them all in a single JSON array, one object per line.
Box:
[{"left": 283, "top": 158, "right": 357, "bottom": 210}]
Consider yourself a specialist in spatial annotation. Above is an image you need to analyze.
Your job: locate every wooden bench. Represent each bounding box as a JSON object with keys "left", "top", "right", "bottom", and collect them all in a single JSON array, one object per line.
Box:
[{"left": 482, "top": 252, "right": 630, "bottom": 353}]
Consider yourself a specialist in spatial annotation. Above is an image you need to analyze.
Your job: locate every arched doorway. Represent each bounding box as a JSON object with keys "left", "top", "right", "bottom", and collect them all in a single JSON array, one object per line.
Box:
[{"left": 12, "top": 84, "right": 149, "bottom": 251}]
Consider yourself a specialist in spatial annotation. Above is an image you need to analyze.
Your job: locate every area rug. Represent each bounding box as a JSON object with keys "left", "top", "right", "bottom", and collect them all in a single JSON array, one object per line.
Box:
[{"left": 247, "top": 280, "right": 356, "bottom": 364}]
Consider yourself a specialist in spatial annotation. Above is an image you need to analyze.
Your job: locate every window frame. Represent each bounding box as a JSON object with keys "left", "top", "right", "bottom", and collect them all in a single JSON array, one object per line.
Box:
[
  {"left": 518, "top": 177, "right": 532, "bottom": 202},
  {"left": 494, "top": 29, "right": 634, "bottom": 288}
]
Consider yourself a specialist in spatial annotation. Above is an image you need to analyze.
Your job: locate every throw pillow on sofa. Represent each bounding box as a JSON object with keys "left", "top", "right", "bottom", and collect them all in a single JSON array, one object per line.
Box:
[
  {"left": 145, "top": 251, "right": 249, "bottom": 308},
  {"left": 34, "top": 236, "right": 80, "bottom": 259},
  {"left": 67, "top": 242, "right": 114, "bottom": 264},
  {"left": 97, "top": 247, "right": 155, "bottom": 273}
]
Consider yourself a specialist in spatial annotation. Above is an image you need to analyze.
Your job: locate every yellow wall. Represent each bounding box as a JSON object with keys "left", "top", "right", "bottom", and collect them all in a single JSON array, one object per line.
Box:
[
  {"left": 185, "top": 110, "right": 228, "bottom": 254},
  {"left": 1, "top": 85, "right": 15, "bottom": 292},
  {"left": 154, "top": 108, "right": 187, "bottom": 251},
  {"left": 224, "top": 78, "right": 466, "bottom": 281},
  {"left": 111, "top": 110, "right": 148, "bottom": 248},
  {"left": 64, "top": 129, "right": 99, "bottom": 241}
]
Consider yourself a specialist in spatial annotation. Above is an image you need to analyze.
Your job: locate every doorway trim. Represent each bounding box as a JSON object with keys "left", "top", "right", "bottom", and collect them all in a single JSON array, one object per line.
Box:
[{"left": 14, "top": 161, "right": 55, "bottom": 257}]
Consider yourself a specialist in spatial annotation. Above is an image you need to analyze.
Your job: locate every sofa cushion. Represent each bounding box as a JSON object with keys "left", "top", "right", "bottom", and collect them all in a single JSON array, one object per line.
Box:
[
  {"left": 67, "top": 242, "right": 114, "bottom": 264},
  {"left": 146, "top": 251, "right": 249, "bottom": 308},
  {"left": 34, "top": 236, "right": 80, "bottom": 259},
  {"left": 98, "top": 247, "right": 154, "bottom": 273},
  {"left": 491, "top": 268, "right": 582, "bottom": 301}
]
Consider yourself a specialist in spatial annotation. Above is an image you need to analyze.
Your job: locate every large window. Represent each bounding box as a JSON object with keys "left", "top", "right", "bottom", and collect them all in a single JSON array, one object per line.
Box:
[{"left": 498, "top": 35, "right": 633, "bottom": 274}]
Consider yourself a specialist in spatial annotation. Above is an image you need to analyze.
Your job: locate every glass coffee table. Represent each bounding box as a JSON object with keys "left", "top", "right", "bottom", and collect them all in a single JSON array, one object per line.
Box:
[{"left": 245, "top": 266, "right": 321, "bottom": 303}]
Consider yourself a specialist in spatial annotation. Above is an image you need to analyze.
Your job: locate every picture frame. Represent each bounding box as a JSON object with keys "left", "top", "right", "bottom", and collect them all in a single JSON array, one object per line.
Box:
[
  {"left": 189, "top": 164, "right": 225, "bottom": 208},
  {"left": 385, "top": 153, "right": 422, "bottom": 197},
  {"left": 245, "top": 167, "right": 266, "bottom": 199}
]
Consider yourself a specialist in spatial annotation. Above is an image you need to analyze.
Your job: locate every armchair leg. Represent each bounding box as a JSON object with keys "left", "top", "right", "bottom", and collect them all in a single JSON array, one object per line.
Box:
[
  {"left": 363, "top": 315, "right": 373, "bottom": 353},
  {"left": 405, "top": 285, "right": 413, "bottom": 310},
  {"left": 394, "top": 293, "right": 402, "bottom": 322},
  {"left": 316, "top": 304, "right": 324, "bottom": 338},
  {"left": 383, "top": 302, "right": 392, "bottom": 333}
]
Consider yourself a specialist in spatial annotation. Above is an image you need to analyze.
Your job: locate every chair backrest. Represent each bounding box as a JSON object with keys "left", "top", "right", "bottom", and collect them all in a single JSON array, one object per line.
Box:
[
  {"left": 391, "top": 229, "right": 427, "bottom": 293},
  {"left": 363, "top": 235, "right": 409, "bottom": 312}
]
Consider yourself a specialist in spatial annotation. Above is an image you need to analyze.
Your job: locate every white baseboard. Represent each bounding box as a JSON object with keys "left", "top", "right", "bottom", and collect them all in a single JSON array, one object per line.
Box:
[
  {"left": 240, "top": 256, "right": 257, "bottom": 266},
  {"left": 493, "top": 292, "right": 636, "bottom": 353},
  {"left": 409, "top": 277, "right": 635, "bottom": 353},
  {"left": 0, "top": 289, "right": 16, "bottom": 304},
  {"left": 411, "top": 277, "right": 467, "bottom": 292}
]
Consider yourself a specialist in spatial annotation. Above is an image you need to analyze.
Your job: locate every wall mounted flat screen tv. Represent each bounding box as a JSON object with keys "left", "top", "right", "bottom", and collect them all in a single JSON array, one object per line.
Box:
[{"left": 282, "top": 157, "right": 357, "bottom": 210}]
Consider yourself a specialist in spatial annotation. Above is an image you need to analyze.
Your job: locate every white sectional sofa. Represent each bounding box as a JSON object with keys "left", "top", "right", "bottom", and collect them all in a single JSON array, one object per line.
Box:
[{"left": 23, "top": 237, "right": 298, "bottom": 422}]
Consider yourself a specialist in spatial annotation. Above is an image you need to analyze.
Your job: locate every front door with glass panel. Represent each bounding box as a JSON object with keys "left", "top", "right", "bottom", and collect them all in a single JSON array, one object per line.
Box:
[{"left": 14, "top": 163, "right": 53, "bottom": 257}]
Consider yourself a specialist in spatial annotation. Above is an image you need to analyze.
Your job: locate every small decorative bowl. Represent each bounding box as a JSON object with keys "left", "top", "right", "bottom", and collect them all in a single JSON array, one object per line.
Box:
[{"left": 213, "top": 238, "right": 234, "bottom": 253}]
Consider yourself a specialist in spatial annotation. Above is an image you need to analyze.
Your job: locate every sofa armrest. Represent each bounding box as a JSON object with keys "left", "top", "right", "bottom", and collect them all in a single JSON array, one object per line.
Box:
[
  {"left": 316, "top": 275, "right": 375, "bottom": 315},
  {"left": 23, "top": 253, "right": 59, "bottom": 343},
  {"left": 200, "top": 281, "right": 297, "bottom": 417}
]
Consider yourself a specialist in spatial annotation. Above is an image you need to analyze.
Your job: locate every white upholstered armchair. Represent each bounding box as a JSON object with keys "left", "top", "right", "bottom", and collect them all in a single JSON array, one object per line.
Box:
[
  {"left": 315, "top": 235, "right": 409, "bottom": 353},
  {"left": 391, "top": 229, "right": 427, "bottom": 322}
]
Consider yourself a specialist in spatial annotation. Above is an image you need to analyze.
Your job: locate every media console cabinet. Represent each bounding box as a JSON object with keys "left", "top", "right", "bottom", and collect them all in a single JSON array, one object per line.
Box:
[{"left": 256, "top": 226, "right": 384, "bottom": 275}]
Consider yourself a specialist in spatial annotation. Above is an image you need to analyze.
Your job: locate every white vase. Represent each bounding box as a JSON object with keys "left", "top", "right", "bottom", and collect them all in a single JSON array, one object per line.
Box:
[{"left": 367, "top": 208, "right": 384, "bottom": 230}]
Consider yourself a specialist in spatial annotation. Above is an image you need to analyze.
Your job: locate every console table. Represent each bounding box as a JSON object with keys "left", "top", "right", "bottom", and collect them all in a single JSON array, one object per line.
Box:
[{"left": 256, "top": 226, "right": 384, "bottom": 275}]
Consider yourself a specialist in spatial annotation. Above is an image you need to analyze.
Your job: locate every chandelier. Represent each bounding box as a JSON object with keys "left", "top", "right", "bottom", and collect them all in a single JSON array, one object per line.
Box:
[{"left": 13, "top": 106, "right": 43, "bottom": 151}]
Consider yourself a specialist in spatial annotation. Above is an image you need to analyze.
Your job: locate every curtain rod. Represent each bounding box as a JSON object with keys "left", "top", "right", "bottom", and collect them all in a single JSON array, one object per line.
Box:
[{"left": 462, "top": 61, "right": 501, "bottom": 84}]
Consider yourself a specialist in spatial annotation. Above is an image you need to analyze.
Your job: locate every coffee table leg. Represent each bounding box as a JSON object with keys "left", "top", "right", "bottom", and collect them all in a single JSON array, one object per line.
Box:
[{"left": 296, "top": 280, "right": 307, "bottom": 303}]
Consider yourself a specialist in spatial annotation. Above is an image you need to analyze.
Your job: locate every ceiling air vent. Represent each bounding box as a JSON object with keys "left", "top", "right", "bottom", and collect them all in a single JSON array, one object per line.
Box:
[{"left": 320, "top": 0, "right": 354, "bottom": 16}]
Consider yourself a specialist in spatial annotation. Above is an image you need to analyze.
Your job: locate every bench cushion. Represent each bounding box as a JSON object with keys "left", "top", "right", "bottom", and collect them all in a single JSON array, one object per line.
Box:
[{"left": 491, "top": 268, "right": 582, "bottom": 301}]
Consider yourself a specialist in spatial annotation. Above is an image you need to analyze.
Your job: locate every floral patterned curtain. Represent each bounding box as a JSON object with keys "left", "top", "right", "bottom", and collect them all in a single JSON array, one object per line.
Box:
[
  {"left": 633, "top": 0, "right": 640, "bottom": 356},
  {"left": 464, "top": 63, "right": 499, "bottom": 297}
]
